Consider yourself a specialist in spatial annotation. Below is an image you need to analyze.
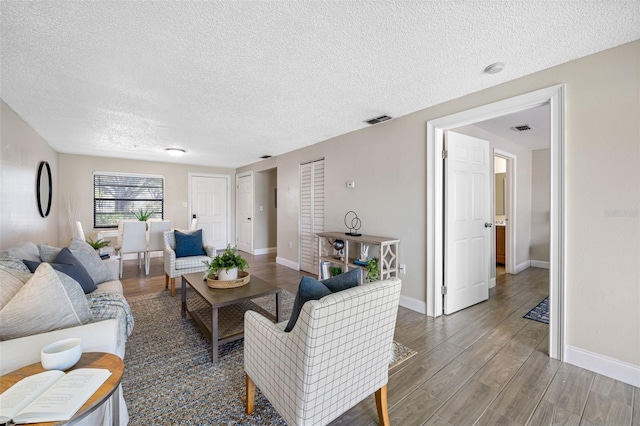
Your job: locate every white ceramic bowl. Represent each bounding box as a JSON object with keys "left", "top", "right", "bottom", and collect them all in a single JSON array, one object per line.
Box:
[{"left": 41, "top": 338, "right": 82, "bottom": 371}]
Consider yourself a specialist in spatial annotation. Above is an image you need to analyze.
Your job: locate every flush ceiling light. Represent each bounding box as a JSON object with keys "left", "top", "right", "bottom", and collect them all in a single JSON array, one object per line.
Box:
[
  {"left": 165, "top": 148, "right": 186, "bottom": 156},
  {"left": 483, "top": 62, "right": 505, "bottom": 74}
]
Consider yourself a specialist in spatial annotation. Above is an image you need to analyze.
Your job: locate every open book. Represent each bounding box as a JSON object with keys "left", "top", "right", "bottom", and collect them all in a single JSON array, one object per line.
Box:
[{"left": 0, "top": 368, "right": 111, "bottom": 424}]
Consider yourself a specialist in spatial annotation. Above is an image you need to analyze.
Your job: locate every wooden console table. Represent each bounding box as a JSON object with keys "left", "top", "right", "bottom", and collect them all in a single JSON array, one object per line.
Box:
[{"left": 0, "top": 352, "right": 124, "bottom": 426}]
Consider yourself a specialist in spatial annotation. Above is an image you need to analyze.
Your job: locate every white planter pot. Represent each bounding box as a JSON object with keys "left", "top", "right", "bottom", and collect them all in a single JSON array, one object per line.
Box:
[{"left": 218, "top": 267, "right": 238, "bottom": 281}]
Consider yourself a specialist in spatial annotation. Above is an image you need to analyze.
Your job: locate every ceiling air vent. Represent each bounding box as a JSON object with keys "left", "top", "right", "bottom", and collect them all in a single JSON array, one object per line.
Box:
[
  {"left": 260, "top": 155, "right": 272, "bottom": 159},
  {"left": 365, "top": 115, "right": 392, "bottom": 125},
  {"left": 511, "top": 124, "right": 533, "bottom": 131}
]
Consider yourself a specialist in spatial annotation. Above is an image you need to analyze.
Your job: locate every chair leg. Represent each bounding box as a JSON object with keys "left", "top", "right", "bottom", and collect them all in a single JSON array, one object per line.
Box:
[
  {"left": 170, "top": 278, "right": 176, "bottom": 297},
  {"left": 375, "top": 385, "right": 390, "bottom": 426},
  {"left": 245, "top": 373, "right": 255, "bottom": 414},
  {"left": 119, "top": 256, "right": 124, "bottom": 279},
  {"left": 165, "top": 274, "right": 169, "bottom": 289},
  {"left": 145, "top": 251, "right": 150, "bottom": 275}
]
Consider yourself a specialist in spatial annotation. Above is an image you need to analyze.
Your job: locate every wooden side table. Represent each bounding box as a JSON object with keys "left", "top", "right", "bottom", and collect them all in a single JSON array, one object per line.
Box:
[{"left": 0, "top": 352, "right": 124, "bottom": 426}]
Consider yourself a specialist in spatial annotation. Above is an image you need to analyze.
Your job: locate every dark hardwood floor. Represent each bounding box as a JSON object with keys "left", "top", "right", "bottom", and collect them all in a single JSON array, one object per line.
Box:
[{"left": 121, "top": 253, "right": 639, "bottom": 426}]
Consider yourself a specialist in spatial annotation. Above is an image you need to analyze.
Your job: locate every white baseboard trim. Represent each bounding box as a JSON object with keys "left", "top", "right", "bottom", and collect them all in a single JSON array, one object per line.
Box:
[
  {"left": 489, "top": 277, "right": 496, "bottom": 289},
  {"left": 253, "top": 247, "right": 277, "bottom": 255},
  {"left": 530, "top": 260, "right": 550, "bottom": 269},
  {"left": 515, "top": 260, "right": 531, "bottom": 274},
  {"left": 121, "top": 252, "right": 162, "bottom": 261},
  {"left": 399, "top": 295, "right": 427, "bottom": 314},
  {"left": 276, "top": 256, "right": 299, "bottom": 271},
  {"left": 565, "top": 345, "right": 640, "bottom": 387}
]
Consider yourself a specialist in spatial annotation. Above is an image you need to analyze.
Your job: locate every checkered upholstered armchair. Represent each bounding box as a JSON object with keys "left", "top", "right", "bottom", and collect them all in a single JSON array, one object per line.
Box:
[
  {"left": 163, "top": 230, "right": 215, "bottom": 296},
  {"left": 245, "top": 278, "right": 402, "bottom": 426}
]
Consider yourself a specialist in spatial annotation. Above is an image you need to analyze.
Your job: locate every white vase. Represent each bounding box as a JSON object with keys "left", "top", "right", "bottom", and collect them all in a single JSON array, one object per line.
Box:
[{"left": 218, "top": 267, "right": 238, "bottom": 281}]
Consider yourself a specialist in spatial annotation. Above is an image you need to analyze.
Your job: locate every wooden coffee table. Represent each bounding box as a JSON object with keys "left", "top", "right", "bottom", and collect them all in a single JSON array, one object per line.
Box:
[
  {"left": 181, "top": 272, "right": 281, "bottom": 362},
  {"left": 0, "top": 352, "right": 124, "bottom": 425}
]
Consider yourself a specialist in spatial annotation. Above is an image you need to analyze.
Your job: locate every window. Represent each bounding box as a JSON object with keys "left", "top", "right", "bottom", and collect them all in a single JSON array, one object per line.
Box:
[{"left": 94, "top": 173, "right": 164, "bottom": 228}]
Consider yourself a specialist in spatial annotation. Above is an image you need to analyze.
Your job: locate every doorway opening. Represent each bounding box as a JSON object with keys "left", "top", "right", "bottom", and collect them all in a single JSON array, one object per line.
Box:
[{"left": 426, "top": 84, "right": 565, "bottom": 360}]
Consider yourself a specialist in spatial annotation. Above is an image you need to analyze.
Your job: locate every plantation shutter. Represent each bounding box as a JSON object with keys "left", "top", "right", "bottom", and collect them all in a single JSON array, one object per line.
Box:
[{"left": 300, "top": 159, "right": 324, "bottom": 274}]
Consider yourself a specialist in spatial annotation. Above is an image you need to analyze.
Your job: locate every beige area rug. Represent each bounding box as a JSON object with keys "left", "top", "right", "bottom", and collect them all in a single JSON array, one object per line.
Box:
[{"left": 122, "top": 289, "right": 417, "bottom": 424}]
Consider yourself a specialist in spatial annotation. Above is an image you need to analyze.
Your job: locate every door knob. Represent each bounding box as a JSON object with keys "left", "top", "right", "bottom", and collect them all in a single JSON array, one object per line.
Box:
[{"left": 484, "top": 222, "right": 493, "bottom": 228}]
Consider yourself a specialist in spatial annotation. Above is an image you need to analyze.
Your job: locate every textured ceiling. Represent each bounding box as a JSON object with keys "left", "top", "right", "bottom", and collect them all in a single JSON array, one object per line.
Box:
[
  {"left": 1, "top": 1, "right": 639, "bottom": 168},
  {"left": 474, "top": 104, "right": 550, "bottom": 151}
]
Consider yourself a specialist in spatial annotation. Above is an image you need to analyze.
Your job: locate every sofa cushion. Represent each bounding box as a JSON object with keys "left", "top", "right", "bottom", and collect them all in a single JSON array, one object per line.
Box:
[
  {"left": 284, "top": 268, "right": 361, "bottom": 333},
  {"left": 4, "top": 242, "right": 40, "bottom": 262},
  {"left": 174, "top": 255, "right": 210, "bottom": 271},
  {"left": 0, "top": 263, "right": 92, "bottom": 341},
  {"left": 0, "top": 265, "right": 31, "bottom": 310},
  {"left": 23, "top": 248, "right": 98, "bottom": 294},
  {"left": 68, "top": 238, "right": 112, "bottom": 285},
  {"left": 174, "top": 230, "right": 206, "bottom": 257}
]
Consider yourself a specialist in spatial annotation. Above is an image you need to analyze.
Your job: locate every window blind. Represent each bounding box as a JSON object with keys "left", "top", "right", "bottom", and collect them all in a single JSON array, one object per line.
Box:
[{"left": 93, "top": 173, "right": 164, "bottom": 228}]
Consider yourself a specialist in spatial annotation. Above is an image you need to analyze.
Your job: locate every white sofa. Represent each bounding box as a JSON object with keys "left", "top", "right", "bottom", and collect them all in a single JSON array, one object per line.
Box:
[{"left": 0, "top": 241, "right": 130, "bottom": 425}]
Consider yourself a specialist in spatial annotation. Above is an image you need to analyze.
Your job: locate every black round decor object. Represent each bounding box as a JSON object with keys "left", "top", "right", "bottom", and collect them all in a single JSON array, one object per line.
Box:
[{"left": 36, "top": 161, "right": 52, "bottom": 218}]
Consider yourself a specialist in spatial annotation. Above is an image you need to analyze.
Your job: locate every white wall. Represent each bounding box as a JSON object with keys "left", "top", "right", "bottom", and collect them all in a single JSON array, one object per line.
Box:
[
  {"left": 238, "top": 40, "right": 640, "bottom": 370},
  {"left": 57, "top": 154, "right": 236, "bottom": 246},
  {"left": 0, "top": 100, "right": 59, "bottom": 249},
  {"left": 530, "top": 149, "right": 550, "bottom": 264}
]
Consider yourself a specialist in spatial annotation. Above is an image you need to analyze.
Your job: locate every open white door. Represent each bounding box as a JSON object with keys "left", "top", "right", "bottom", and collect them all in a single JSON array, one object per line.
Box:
[
  {"left": 444, "top": 131, "right": 491, "bottom": 314},
  {"left": 190, "top": 175, "right": 229, "bottom": 250},
  {"left": 236, "top": 173, "right": 253, "bottom": 253}
]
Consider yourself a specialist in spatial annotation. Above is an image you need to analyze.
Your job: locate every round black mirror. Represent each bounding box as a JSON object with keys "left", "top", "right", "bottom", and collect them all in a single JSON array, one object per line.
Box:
[{"left": 36, "top": 161, "right": 52, "bottom": 218}]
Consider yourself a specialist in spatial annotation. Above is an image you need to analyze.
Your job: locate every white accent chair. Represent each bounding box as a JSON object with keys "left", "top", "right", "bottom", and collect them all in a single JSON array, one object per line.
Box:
[
  {"left": 190, "top": 217, "right": 198, "bottom": 231},
  {"left": 245, "top": 278, "right": 402, "bottom": 426},
  {"left": 118, "top": 221, "right": 147, "bottom": 278},
  {"left": 163, "top": 230, "right": 215, "bottom": 296},
  {"left": 146, "top": 220, "right": 171, "bottom": 275}
]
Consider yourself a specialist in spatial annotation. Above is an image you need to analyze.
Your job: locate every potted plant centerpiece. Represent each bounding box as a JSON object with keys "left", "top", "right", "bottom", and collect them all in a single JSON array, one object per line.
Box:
[
  {"left": 133, "top": 208, "right": 154, "bottom": 222},
  {"left": 203, "top": 244, "right": 248, "bottom": 281},
  {"left": 86, "top": 237, "right": 110, "bottom": 253}
]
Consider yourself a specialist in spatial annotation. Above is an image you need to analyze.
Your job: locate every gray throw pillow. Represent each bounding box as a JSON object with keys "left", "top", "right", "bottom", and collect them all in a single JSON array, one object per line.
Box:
[
  {"left": 6, "top": 242, "right": 40, "bottom": 262},
  {"left": 38, "top": 244, "right": 62, "bottom": 263},
  {"left": 23, "top": 248, "right": 98, "bottom": 294},
  {"left": 0, "top": 263, "right": 92, "bottom": 341},
  {"left": 0, "top": 255, "right": 32, "bottom": 273},
  {"left": 68, "top": 238, "right": 112, "bottom": 285}
]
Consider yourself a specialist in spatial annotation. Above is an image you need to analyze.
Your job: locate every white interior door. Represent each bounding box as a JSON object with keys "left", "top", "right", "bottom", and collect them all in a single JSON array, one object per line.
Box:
[
  {"left": 190, "top": 175, "right": 229, "bottom": 250},
  {"left": 444, "top": 131, "right": 491, "bottom": 314},
  {"left": 300, "top": 160, "right": 324, "bottom": 273},
  {"left": 236, "top": 173, "right": 253, "bottom": 253}
]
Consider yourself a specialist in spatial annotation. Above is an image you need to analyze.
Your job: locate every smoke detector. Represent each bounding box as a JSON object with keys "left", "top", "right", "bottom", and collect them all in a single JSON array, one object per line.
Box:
[{"left": 511, "top": 124, "right": 533, "bottom": 131}]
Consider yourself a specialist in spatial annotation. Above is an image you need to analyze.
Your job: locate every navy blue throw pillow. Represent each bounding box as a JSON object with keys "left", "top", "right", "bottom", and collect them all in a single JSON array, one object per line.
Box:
[
  {"left": 283, "top": 268, "right": 361, "bottom": 333},
  {"left": 174, "top": 230, "right": 206, "bottom": 258},
  {"left": 23, "top": 247, "right": 98, "bottom": 294}
]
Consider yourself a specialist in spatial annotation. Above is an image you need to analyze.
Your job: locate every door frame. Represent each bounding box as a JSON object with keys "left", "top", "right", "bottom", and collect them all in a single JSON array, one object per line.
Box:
[
  {"left": 236, "top": 171, "right": 254, "bottom": 254},
  {"left": 493, "top": 149, "right": 517, "bottom": 275},
  {"left": 426, "top": 84, "right": 565, "bottom": 360},
  {"left": 188, "top": 173, "right": 231, "bottom": 247}
]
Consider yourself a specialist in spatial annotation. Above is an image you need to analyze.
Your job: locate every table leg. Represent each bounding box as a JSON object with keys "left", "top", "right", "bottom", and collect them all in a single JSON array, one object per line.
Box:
[
  {"left": 113, "top": 384, "right": 120, "bottom": 426},
  {"left": 211, "top": 307, "right": 219, "bottom": 363},
  {"left": 181, "top": 276, "right": 187, "bottom": 318},
  {"left": 276, "top": 291, "right": 281, "bottom": 322}
]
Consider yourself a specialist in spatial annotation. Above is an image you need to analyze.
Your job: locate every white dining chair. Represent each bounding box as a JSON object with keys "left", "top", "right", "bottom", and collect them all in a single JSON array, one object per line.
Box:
[
  {"left": 119, "top": 221, "right": 147, "bottom": 278},
  {"left": 146, "top": 220, "right": 171, "bottom": 275},
  {"left": 75, "top": 221, "right": 86, "bottom": 241}
]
